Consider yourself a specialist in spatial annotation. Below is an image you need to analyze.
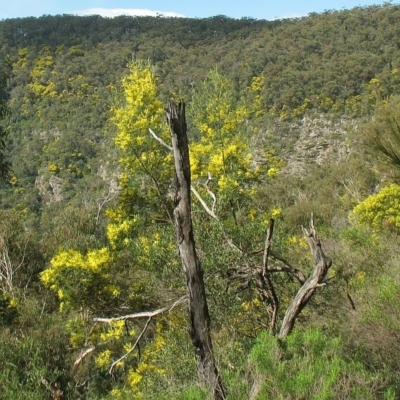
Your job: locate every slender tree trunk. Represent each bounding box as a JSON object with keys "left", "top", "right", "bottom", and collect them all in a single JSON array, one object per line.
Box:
[{"left": 167, "top": 101, "right": 225, "bottom": 400}]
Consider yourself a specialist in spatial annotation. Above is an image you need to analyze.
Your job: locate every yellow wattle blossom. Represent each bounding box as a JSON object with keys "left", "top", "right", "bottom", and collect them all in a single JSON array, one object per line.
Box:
[
  {"left": 100, "top": 320, "right": 126, "bottom": 341},
  {"left": 127, "top": 370, "right": 143, "bottom": 386},
  {"left": 352, "top": 184, "right": 400, "bottom": 231},
  {"left": 286, "top": 235, "right": 308, "bottom": 249},
  {"left": 189, "top": 68, "right": 281, "bottom": 203},
  {"left": 40, "top": 247, "right": 113, "bottom": 311},
  {"left": 271, "top": 207, "right": 282, "bottom": 218},
  {"left": 267, "top": 167, "right": 279, "bottom": 178},
  {"left": 96, "top": 350, "right": 112, "bottom": 368}
]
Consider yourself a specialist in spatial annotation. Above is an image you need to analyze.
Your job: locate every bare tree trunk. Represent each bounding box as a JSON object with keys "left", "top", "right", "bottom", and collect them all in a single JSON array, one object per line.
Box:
[
  {"left": 278, "top": 216, "right": 332, "bottom": 339},
  {"left": 166, "top": 101, "right": 225, "bottom": 400}
]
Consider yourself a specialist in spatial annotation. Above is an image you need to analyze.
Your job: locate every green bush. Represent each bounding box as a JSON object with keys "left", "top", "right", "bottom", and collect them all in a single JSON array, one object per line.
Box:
[{"left": 249, "top": 328, "right": 384, "bottom": 399}]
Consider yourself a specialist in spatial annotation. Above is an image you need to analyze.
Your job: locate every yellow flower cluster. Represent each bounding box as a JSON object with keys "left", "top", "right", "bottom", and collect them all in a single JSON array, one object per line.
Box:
[
  {"left": 189, "top": 70, "right": 268, "bottom": 196},
  {"left": 352, "top": 184, "right": 400, "bottom": 231},
  {"left": 107, "top": 219, "right": 137, "bottom": 249},
  {"left": 40, "top": 247, "right": 112, "bottom": 310},
  {"left": 100, "top": 320, "right": 128, "bottom": 342},
  {"left": 111, "top": 61, "right": 166, "bottom": 152},
  {"left": 286, "top": 235, "right": 308, "bottom": 249},
  {"left": 95, "top": 350, "right": 112, "bottom": 368}
]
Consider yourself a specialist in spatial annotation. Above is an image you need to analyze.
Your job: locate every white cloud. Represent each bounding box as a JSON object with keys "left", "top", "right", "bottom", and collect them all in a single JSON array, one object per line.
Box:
[{"left": 73, "top": 8, "right": 185, "bottom": 18}]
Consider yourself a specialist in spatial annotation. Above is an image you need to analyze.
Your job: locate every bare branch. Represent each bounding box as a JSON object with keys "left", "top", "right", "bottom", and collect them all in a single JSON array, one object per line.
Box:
[
  {"left": 0, "top": 236, "right": 27, "bottom": 293},
  {"left": 93, "top": 295, "right": 187, "bottom": 323},
  {"left": 71, "top": 347, "right": 95, "bottom": 377},
  {"left": 148, "top": 128, "right": 173, "bottom": 151},
  {"left": 245, "top": 249, "right": 307, "bottom": 284},
  {"left": 262, "top": 219, "right": 274, "bottom": 274},
  {"left": 109, "top": 317, "right": 152, "bottom": 375},
  {"left": 205, "top": 172, "right": 217, "bottom": 214},
  {"left": 267, "top": 254, "right": 307, "bottom": 284},
  {"left": 191, "top": 186, "right": 219, "bottom": 220},
  {"left": 95, "top": 182, "right": 119, "bottom": 226},
  {"left": 148, "top": 128, "right": 219, "bottom": 221}
]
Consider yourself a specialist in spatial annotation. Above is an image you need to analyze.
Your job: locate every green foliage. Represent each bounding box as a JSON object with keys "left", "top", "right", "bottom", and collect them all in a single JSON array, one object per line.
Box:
[
  {"left": 0, "top": 69, "right": 11, "bottom": 181},
  {"left": 250, "top": 328, "right": 378, "bottom": 399},
  {"left": 366, "top": 274, "right": 400, "bottom": 332},
  {"left": 174, "top": 387, "right": 211, "bottom": 400},
  {"left": 0, "top": 210, "right": 44, "bottom": 293},
  {"left": 0, "top": 296, "right": 72, "bottom": 399},
  {"left": 0, "top": 292, "right": 18, "bottom": 325},
  {"left": 365, "top": 95, "right": 400, "bottom": 179}
]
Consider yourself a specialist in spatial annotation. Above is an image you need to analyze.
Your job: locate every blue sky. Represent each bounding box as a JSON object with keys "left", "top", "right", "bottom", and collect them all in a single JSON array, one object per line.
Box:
[{"left": 1, "top": 0, "right": 397, "bottom": 21}]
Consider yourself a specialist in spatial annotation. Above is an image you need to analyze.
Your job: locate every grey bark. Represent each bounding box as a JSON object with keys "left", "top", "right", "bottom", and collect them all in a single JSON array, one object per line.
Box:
[
  {"left": 166, "top": 101, "right": 225, "bottom": 400},
  {"left": 278, "top": 216, "right": 332, "bottom": 339}
]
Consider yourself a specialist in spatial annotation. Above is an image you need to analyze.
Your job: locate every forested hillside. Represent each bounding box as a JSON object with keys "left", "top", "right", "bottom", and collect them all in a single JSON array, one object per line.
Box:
[{"left": 1, "top": 4, "right": 400, "bottom": 399}]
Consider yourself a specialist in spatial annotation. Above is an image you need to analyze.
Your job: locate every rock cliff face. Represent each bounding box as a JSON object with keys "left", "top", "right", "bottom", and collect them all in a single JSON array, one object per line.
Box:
[
  {"left": 35, "top": 175, "right": 63, "bottom": 203},
  {"left": 279, "top": 116, "right": 360, "bottom": 176}
]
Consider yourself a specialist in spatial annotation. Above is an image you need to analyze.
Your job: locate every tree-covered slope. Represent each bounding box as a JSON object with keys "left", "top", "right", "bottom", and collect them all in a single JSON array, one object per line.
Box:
[
  {"left": 1, "top": 4, "right": 400, "bottom": 399},
  {"left": 1, "top": 4, "right": 400, "bottom": 214}
]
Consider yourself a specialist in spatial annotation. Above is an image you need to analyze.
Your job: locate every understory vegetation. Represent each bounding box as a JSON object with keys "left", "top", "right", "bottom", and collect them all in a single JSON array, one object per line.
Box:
[{"left": 1, "top": 4, "right": 400, "bottom": 399}]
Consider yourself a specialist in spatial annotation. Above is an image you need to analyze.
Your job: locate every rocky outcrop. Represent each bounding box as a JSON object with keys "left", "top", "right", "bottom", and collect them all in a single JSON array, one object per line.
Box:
[
  {"left": 279, "top": 115, "right": 359, "bottom": 175},
  {"left": 35, "top": 175, "right": 64, "bottom": 203}
]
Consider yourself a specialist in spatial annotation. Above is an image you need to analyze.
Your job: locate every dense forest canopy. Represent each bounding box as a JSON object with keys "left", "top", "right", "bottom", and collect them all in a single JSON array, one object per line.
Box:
[{"left": 1, "top": 4, "right": 400, "bottom": 399}]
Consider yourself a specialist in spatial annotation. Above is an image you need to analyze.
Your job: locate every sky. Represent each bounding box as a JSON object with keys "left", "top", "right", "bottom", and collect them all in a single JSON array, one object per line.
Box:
[{"left": 0, "top": 0, "right": 398, "bottom": 21}]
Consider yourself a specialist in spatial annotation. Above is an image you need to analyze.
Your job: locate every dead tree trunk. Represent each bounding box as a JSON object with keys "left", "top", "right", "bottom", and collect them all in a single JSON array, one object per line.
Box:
[
  {"left": 227, "top": 215, "right": 332, "bottom": 341},
  {"left": 166, "top": 101, "right": 225, "bottom": 400},
  {"left": 278, "top": 217, "right": 332, "bottom": 339}
]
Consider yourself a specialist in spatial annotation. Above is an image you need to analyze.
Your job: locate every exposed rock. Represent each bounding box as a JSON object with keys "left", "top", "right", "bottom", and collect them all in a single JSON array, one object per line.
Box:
[
  {"left": 280, "top": 115, "right": 358, "bottom": 175},
  {"left": 35, "top": 175, "right": 64, "bottom": 204}
]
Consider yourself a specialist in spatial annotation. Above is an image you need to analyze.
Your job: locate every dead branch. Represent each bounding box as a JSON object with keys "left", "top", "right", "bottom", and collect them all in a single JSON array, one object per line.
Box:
[
  {"left": 0, "top": 237, "right": 27, "bottom": 293},
  {"left": 248, "top": 250, "right": 307, "bottom": 284},
  {"left": 278, "top": 214, "right": 332, "bottom": 339},
  {"left": 109, "top": 317, "right": 152, "bottom": 374},
  {"left": 191, "top": 186, "right": 219, "bottom": 220},
  {"left": 95, "top": 182, "right": 119, "bottom": 226},
  {"left": 148, "top": 128, "right": 173, "bottom": 151},
  {"left": 93, "top": 295, "right": 187, "bottom": 323},
  {"left": 205, "top": 172, "right": 217, "bottom": 214},
  {"left": 267, "top": 261, "right": 307, "bottom": 284},
  {"left": 227, "top": 215, "right": 332, "bottom": 340},
  {"left": 148, "top": 128, "right": 219, "bottom": 220},
  {"left": 71, "top": 347, "right": 95, "bottom": 377}
]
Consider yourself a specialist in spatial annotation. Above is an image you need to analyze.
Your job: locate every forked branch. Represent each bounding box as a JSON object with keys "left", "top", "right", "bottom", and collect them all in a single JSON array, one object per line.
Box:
[
  {"left": 227, "top": 214, "right": 332, "bottom": 340},
  {"left": 278, "top": 214, "right": 332, "bottom": 339}
]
